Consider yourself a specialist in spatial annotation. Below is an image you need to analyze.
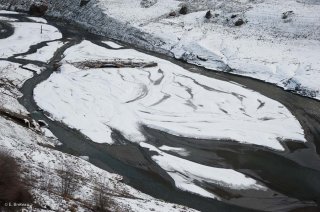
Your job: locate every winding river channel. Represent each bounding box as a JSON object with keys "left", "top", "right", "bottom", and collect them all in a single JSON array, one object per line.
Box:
[{"left": 1, "top": 12, "right": 320, "bottom": 212}]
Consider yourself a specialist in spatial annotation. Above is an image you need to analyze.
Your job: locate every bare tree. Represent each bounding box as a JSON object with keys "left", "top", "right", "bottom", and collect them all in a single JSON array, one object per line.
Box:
[
  {"left": 93, "top": 182, "right": 109, "bottom": 211},
  {"left": 56, "top": 163, "right": 78, "bottom": 199},
  {"left": 38, "top": 169, "right": 53, "bottom": 197},
  {"left": 93, "top": 178, "right": 117, "bottom": 212}
]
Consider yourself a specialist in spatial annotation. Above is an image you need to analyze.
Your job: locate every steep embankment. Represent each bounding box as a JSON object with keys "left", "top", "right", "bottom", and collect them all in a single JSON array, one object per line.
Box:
[
  {"left": 1, "top": 0, "right": 319, "bottom": 100},
  {"left": 0, "top": 0, "right": 171, "bottom": 54}
]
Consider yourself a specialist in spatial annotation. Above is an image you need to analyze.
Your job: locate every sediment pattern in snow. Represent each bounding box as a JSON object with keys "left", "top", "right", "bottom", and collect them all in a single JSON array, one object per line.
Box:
[
  {"left": 0, "top": 22, "right": 61, "bottom": 58},
  {"left": 17, "top": 40, "right": 65, "bottom": 63},
  {"left": 34, "top": 41, "right": 271, "bottom": 198},
  {"left": 34, "top": 41, "right": 306, "bottom": 151},
  {"left": 141, "top": 142, "right": 266, "bottom": 199}
]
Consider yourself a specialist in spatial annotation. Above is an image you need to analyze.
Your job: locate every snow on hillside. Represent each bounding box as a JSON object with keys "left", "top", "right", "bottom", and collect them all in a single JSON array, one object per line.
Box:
[
  {"left": 98, "top": 0, "right": 320, "bottom": 99},
  {"left": 0, "top": 61, "right": 32, "bottom": 115},
  {"left": 1, "top": 0, "right": 318, "bottom": 99},
  {"left": 0, "top": 115, "right": 196, "bottom": 212}
]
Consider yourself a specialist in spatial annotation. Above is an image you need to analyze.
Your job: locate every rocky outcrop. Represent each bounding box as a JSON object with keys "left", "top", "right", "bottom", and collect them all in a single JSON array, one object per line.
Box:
[
  {"left": 205, "top": 10, "right": 212, "bottom": 19},
  {"left": 80, "top": 0, "right": 90, "bottom": 7},
  {"left": 29, "top": 2, "right": 48, "bottom": 17},
  {"left": 140, "top": 0, "right": 157, "bottom": 8},
  {"left": 234, "top": 18, "right": 245, "bottom": 26},
  {"left": 179, "top": 5, "right": 188, "bottom": 15}
]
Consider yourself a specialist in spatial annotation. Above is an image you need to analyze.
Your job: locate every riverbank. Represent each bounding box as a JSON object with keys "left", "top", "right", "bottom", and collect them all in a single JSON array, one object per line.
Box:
[
  {"left": 0, "top": 14, "right": 200, "bottom": 212},
  {"left": 0, "top": 0, "right": 319, "bottom": 100},
  {"left": 1, "top": 10, "right": 320, "bottom": 212}
]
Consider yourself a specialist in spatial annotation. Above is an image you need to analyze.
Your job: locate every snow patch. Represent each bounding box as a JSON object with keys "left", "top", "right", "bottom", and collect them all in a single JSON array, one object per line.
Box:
[
  {"left": 0, "top": 22, "right": 62, "bottom": 58},
  {"left": 34, "top": 41, "right": 306, "bottom": 150},
  {"left": 141, "top": 142, "right": 266, "bottom": 199}
]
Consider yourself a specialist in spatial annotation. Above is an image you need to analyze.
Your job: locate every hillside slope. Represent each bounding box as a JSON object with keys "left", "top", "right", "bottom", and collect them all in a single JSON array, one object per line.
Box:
[{"left": 1, "top": 0, "right": 319, "bottom": 100}]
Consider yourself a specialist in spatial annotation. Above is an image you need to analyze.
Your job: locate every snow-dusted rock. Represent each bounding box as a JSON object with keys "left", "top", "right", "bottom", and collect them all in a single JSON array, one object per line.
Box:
[{"left": 140, "top": 0, "right": 158, "bottom": 8}]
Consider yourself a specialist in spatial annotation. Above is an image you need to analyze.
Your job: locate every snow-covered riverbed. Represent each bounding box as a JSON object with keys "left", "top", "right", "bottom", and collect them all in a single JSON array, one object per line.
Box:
[
  {"left": 1, "top": 10, "right": 320, "bottom": 212},
  {"left": 0, "top": 14, "right": 199, "bottom": 212},
  {"left": 32, "top": 39, "right": 310, "bottom": 199},
  {"left": 35, "top": 40, "right": 305, "bottom": 151}
]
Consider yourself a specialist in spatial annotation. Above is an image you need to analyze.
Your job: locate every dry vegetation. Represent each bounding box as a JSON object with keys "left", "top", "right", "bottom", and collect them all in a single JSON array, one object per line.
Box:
[
  {"left": 65, "top": 59, "right": 158, "bottom": 69},
  {"left": 0, "top": 151, "right": 33, "bottom": 211}
]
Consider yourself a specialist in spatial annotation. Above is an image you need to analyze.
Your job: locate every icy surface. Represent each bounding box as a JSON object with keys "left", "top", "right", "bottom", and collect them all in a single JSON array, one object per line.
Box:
[
  {"left": 17, "top": 41, "right": 65, "bottom": 63},
  {"left": 102, "top": 40, "right": 123, "bottom": 49},
  {"left": 141, "top": 142, "right": 265, "bottom": 199},
  {"left": 27, "top": 16, "right": 48, "bottom": 23},
  {"left": 0, "top": 10, "right": 19, "bottom": 14},
  {"left": 0, "top": 22, "right": 62, "bottom": 58},
  {"left": 0, "top": 16, "right": 17, "bottom": 21},
  {"left": 22, "top": 64, "right": 45, "bottom": 74},
  {"left": 34, "top": 41, "right": 306, "bottom": 150},
  {"left": 159, "top": 145, "right": 189, "bottom": 157}
]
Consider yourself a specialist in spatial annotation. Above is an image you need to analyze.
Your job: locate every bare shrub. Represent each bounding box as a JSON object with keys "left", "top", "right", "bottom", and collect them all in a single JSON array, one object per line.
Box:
[
  {"left": 93, "top": 181, "right": 111, "bottom": 212},
  {"left": 93, "top": 177, "right": 126, "bottom": 212},
  {"left": 179, "top": 5, "right": 188, "bottom": 15},
  {"left": 92, "top": 178, "right": 124, "bottom": 212},
  {"left": 29, "top": 2, "right": 48, "bottom": 17},
  {"left": 35, "top": 169, "right": 54, "bottom": 197},
  {"left": 140, "top": 0, "right": 157, "bottom": 8},
  {"left": 0, "top": 151, "right": 33, "bottom": 209},
  {"left": 56, "top": 164, "right": 78, "bottom": 199}
]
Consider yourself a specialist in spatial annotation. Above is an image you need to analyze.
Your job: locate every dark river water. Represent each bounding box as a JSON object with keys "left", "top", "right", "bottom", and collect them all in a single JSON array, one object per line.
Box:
[{"left": 1, "top": 12, "right": 320, "bottom": 212}]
